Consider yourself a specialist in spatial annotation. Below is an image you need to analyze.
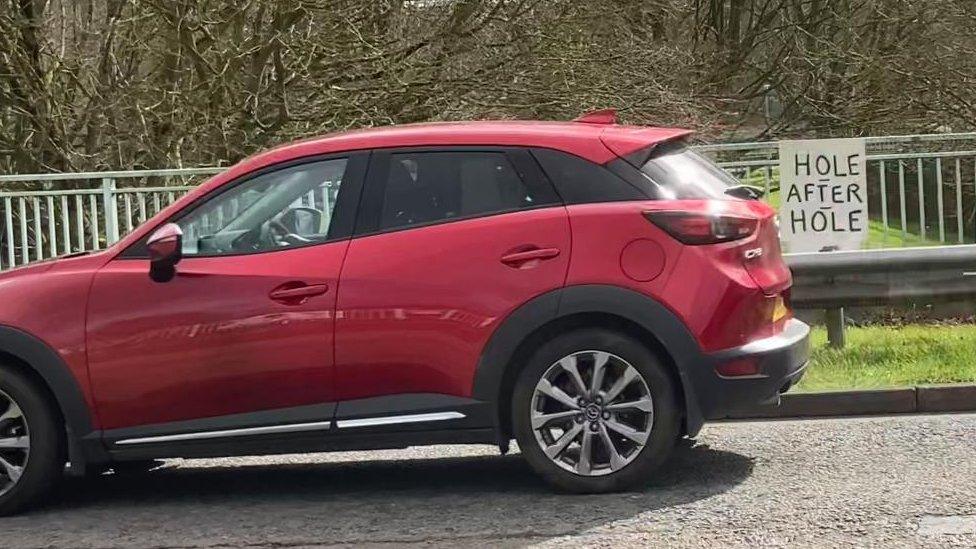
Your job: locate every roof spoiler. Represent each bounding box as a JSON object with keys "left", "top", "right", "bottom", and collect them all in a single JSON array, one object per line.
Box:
[
  {"left": 601, "top": 126, "right": 694, "bottom": 166},
  {"left": 572, "top": 109, "right": 694, "bottom": 164},
  {"left": 573, "top": 109, "right": 618, "bottom": 125}
]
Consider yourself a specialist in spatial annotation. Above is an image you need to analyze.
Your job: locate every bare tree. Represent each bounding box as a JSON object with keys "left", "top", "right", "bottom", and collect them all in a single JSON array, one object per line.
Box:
[{"left": 1, "top": 0, "right": 973, "bottom": 174}]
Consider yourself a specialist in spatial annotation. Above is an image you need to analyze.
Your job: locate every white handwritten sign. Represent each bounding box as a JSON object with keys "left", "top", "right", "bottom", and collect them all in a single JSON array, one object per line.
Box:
[{"left": 779, "top": 138, "right": 868, "bottom": 253}]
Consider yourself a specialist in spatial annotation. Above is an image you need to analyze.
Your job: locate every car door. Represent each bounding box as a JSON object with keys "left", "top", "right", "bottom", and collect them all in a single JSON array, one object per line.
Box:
[
  {"left": 333, "top": 147, "right": 570, "bottom": 425},
  {"left": 86, "top": 153, "right": 367, "bottom": 434}
]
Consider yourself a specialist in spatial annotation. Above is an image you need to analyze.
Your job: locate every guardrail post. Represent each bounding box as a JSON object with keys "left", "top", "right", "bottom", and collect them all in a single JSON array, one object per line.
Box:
[
  {"left": 826, "top": 307, "right": 846, "bottom": 348},
  {"left": 101, "top": 177, "right": 119, "bottom": 244}
]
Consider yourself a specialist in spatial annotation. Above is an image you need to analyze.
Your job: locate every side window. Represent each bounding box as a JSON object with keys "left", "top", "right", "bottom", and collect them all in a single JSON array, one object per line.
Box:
[
  {"left": 532, "top": 148, "right": 648, "bottom": 204},
  {"left": 376, "top": 152, "right": 543, "bottom": 231},
  {"left": 176, "top": 158, "right": 348, "bottom": 256}
]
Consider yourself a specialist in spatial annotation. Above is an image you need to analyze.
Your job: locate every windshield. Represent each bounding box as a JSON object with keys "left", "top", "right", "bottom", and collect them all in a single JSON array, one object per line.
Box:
[{"left": 639, "top": 141, "right": 743, "bottom": 199}]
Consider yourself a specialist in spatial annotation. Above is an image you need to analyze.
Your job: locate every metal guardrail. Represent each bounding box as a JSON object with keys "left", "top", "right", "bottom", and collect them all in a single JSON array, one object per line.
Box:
[
  {"left": 697, "top": 132, "right": 976, "bottom": 250},
  {"left": 787, "top": 245, "right": 976, "bottom": 309},
  {"left": 786, "top": 244, "right": 976, "bottom": 347}
]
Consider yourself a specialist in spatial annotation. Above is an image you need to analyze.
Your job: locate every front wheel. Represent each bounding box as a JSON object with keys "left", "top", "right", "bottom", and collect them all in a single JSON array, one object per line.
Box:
[
  {"left": 512, "top": 328, "right": 679, "bottom": 492},
  {"left": 0, "top": 365, "right": 65, "bottom": 516}
]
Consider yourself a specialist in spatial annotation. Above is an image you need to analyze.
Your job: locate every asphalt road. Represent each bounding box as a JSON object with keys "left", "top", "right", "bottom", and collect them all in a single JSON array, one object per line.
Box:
[{"left": 2, "top": 413, "right": 975, "bottom": 548}]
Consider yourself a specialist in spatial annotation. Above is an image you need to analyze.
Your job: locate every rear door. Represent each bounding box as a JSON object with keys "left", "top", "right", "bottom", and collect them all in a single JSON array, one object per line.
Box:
[{"left": 333, "top": 147, "right": 570, "bottom": 426}]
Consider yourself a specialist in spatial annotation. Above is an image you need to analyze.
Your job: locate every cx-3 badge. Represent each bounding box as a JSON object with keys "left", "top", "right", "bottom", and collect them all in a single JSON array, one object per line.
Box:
[{"left": 744, "top": 247, "right": 764, "bottom": 260}]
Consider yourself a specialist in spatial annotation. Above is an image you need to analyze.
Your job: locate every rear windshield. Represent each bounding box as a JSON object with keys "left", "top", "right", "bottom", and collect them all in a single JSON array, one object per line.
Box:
[{"left": 639, "top": 141, "right": 742, "bottom": 199}]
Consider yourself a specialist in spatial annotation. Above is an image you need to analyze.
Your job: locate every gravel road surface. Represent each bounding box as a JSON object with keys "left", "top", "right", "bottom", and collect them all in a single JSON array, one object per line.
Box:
[{"left": 3, "top": 413, "right": 975, "bottom": 548}]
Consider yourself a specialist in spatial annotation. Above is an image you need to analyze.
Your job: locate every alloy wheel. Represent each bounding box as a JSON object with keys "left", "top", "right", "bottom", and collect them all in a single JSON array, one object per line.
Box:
[
  {"left": 530, "top": 350, "right": 654, "bottom": 476},
  {"left": 0, "top": 389, "right": 29, "bottom": 497}
]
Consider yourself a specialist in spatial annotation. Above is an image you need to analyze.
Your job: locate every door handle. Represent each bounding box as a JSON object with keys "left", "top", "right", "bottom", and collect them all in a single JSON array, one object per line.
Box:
[
  {"left": 500, "top": 247, "right": 561, "bottom": 268},
  {"left": 269, "top": 283, "right": 329, "bottom": 303}
]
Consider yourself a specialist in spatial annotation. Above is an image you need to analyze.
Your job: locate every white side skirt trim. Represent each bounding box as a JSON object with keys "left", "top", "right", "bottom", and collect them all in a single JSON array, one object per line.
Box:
[
  {"left": 336, "top": 411, "right": 465, "bottom": 429},
  {"left": 114, "top": 420, "right": 334, "bottom": 446},
  {"left": 113, "top": 411, "right": 467, "bottom": 446}
]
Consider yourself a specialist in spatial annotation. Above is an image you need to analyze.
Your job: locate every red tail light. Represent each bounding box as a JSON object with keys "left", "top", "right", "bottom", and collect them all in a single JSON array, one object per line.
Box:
[{"left": 644, "top": 211, "right": 758, "bottom": 245}]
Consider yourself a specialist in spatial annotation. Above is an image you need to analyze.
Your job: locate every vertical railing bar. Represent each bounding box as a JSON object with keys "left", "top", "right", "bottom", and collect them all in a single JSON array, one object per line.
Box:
[
  {"left": 138, "top": 192, "right": 147, "bottom": 223},
  {"left": 46, "top": 195, "right": 57, "bottom": 257},
  {"left": 17, "top": 197, "right": 30, "bottom": 265},
  {"left": 88, "top": 194, "right": 99, "bottom": 250},
  {"left": 75, "top": 195, "right": 85, "bottom": 252},
  {"left": 319, "top": 181, "right": 332, "bottom": 228},
  {"left": 955, "top": 158, "right": 963, "bottom": 244},
  {"left": 60, "top": 195, "right": 70, "bottom": 254},
  {"left": 763, "top": 167, "right": 771, "bottom": 199},
  {"left": 917, "top": 158, "right": 925, "bottom": 241},
  {"left": 879, "top": 161, "right": 888, "bottom": 248},
  {"left": 18, "top": 198, "right": 28, "bottom": 265},
  {"left": 153, "top": 193, "right": 160, "bottom": 215},
  {"left": 32, "top": 197, "right": 43, "bottom": 260},
  {"left": 322, "top": 181, "right": 335, "bottom": 218},
  {"left": 124, "top": 194, "right": 133, "bottom": 233},
  {"left": 102, "top": 178, "right": 119, "bottom": 245},
  {"left": 936, "top": 158, "right": 945, "bottom": 243},
  {"left": 3, "top": 197, "right": 13, "bottom": 269},
  {"left": 898, "top": 160, "right": 907, "bottom": 246}
]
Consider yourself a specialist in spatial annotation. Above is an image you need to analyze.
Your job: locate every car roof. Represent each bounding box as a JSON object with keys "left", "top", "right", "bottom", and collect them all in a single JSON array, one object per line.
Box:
[{"left": 229, "top": 120, "right": 692, "bottom": 182}]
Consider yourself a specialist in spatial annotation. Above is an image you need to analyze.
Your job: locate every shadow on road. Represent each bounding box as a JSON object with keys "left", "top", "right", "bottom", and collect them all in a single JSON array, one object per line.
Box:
[{"left": 4, "top": 441, "right": 754, "bottom": 547}]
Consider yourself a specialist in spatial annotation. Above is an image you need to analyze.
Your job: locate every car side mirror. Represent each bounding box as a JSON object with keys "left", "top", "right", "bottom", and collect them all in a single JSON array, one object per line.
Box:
[{"left": 147, "top": 223, "right": 183, "bottom": 283}]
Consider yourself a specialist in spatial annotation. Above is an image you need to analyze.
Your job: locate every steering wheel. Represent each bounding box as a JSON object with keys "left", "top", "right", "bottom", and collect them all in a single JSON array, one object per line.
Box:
[{"left": 268, "top": 218, "right": 311, "bottom": 247}]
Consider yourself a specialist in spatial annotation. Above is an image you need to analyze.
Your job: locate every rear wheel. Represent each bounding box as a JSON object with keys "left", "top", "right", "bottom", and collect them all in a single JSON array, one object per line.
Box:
[
  {"left": 0, "top": 366, "right": 65, "bottom": 516},
  {"left": 512, "top": 328, "right": 679, "bottom": 492}
]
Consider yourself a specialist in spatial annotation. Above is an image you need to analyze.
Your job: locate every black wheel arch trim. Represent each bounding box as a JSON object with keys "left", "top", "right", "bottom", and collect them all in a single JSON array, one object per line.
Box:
[
  {"left": 471, "top": 284, "right": 706, "bottom": 438},
  {"left": 0, "top": 325, "right": 105, "bottom": 471}
]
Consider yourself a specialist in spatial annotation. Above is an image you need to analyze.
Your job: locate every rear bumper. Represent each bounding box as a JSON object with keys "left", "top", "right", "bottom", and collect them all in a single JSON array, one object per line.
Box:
[{"left": 687, "top": 318, "right": 811, "bottom": 420}]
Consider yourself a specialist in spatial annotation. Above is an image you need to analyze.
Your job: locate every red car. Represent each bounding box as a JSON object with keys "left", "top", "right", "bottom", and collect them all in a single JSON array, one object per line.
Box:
[{"left": 0, "top": 111, "right": 808, "bottom": 514}]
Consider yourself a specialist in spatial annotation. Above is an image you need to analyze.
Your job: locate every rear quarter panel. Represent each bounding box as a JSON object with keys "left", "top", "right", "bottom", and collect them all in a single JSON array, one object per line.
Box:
[{"left": 564, "top": 200, "right": 785, "bottom": 353}]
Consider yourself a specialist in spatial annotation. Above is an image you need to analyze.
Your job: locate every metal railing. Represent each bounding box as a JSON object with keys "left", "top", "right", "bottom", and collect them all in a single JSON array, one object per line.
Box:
[
  {"left": 786, "top": 244, "right": 976, "bottom": 347},
  {"left": 0, "top": 168, "right": 222, "bottom": 269},
  {"left": 697, "top": 132, "right": 976, "bottom": 249},
  {"left": 787, "top": 244, "right": 976, "bottom": 309},
  {"left": 1, "top": 131, "right": 975, "bottom": 271}
]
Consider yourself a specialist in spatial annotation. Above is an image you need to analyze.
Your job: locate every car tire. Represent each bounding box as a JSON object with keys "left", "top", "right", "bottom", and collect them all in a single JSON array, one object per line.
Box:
[
  {"left": 512, "top": 328, "right": 679, "bottom": 493},
  {"left": 0, "top": 365, "right": 66, "bottom": 516}
]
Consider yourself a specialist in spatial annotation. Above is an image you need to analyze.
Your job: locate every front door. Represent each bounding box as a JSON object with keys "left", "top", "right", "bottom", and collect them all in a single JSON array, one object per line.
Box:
[{"left": 87, "top": 154, "right": 365, "bottom": 432}]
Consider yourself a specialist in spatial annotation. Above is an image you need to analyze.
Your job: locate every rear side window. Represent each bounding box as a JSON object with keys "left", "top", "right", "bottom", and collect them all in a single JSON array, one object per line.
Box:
[
  {"left": 639, "top": 141, "right": 742, "bottom": 199},
  {"left": 532, "top": 148, "right": 648, "bottom": 204},
  {"left": 372, "top": 151, "right": 549, "bottom": 231}
]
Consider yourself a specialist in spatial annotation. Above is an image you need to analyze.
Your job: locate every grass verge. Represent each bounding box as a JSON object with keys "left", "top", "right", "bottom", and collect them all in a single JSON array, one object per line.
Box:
[{"left": 795, "top": 324, "right": 976, "bottom": 391}]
